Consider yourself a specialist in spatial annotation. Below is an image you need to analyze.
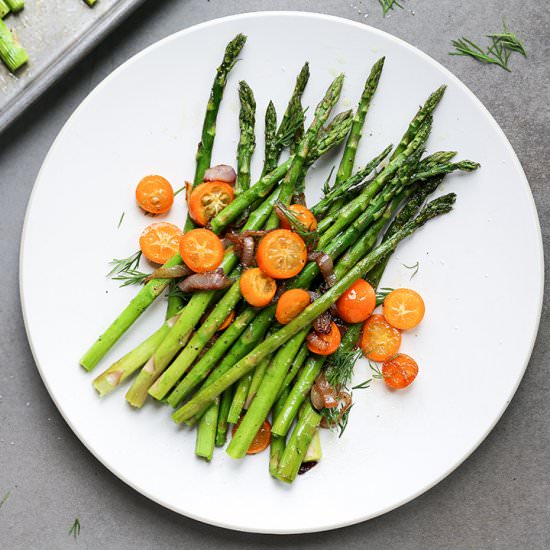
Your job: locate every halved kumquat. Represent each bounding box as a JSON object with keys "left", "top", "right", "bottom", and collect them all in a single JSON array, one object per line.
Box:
[{"left": 139, "top": 222, "right": 182, "bottom": 264}]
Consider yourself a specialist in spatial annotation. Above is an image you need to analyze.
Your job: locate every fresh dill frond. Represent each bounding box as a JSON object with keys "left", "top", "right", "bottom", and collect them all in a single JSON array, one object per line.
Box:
[
  {"left": 68, "top": 518, "right": 80, "bottom": 539},
  {"left": 379, "top": 0, "right": 404, "bottom": 17},
  {"left": 450, "top": 23, "right": 526, "bottom": 72},
  {"left": 487, "top": 24, "right": 526, "bottom": 57},
  {"left": 117, "top": 212, "right": 125, "bottom": 229},
  {"left": 321, "top": 166, "right": 336, "bottom": 197},
  {"left": 325, "top": 347, "right": 363, "bottom": 391},
  {"left": 107, "top": 250, "right": 149, "bottom": 287},
  {"left": 320, "top": 403, "right": 354, "bottom": 438},
  {"left": 275, "top": 100, "right": 307, "bottom": 149},
  {"left": 402, "top": 261, "right": 419, "bottom": 279},
  {"left": 0, "top": 491, "right": 10, "bottom": 509},
  {"left": 275, "top": 201, "right": 320, "bottom": 250},
  {"left": 112, "top": 269, "right": 150, "bottom": 287},
  {"left": 352, "top": 379, "right": 372, "bottom": 390},
  {"left": 369, "top": 359, "right": 384, "bottom": 379}
]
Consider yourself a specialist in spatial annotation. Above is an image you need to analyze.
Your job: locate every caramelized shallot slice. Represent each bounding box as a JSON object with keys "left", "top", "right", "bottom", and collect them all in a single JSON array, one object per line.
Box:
[{"left": 204, "top": 164, "right": 237, "bottom": 184}]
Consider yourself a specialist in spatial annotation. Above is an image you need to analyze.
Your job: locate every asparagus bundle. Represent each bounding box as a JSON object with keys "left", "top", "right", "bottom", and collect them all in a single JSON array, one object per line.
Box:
[{"left": 82, "top": 36, "right": 480, "bottom": 480}]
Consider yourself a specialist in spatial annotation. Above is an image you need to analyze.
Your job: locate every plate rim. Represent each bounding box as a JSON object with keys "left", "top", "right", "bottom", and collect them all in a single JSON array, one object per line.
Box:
[{"left": 19, "top": 10, "right": 545, "bottom": 534}]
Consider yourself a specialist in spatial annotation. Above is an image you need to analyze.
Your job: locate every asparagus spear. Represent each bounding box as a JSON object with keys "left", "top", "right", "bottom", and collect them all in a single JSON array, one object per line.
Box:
[
  {"left": 244, "top": 355, "right": 271, "bottom": 409},
  {"left": 215, "top": 387, "right": 233, "bottom": 447},
  {"left": 391, "top": 85, "right": 446, "bottom": 160},
  {"left": 4, "top": 0, "right": 22, "bottom": 12},
  {"left": 269, "top": 389, "right": 288, "bottom": 477},
  {"left": 227, "top": 373, "right": 253, "bottom": 424},
  {"left": 0, "top": 1, "right": 10, "bottom": 18},
  {"left": 275, "top": 401, "right": 321, "bottom": 483},
  {"left": 195, "top": 398, "right": 219, "bottom": 461},
  {"left": 235, "top": 81, "right": 256, "bottom": 195},
  {"left": 92, "top": 315, "right": 179, "bottom": 397},
  {"left": 173, "top": 193, "right": 457, "bottom": 427},
  {"left": 0, "top": 19, "right": 27, "bottom": 72},
  {"left": 274, "top": 62, "right": 310, "bottom": 157},
  {"left": 335, "top": 57, "right": 385, "bottom": 185},
  {"left": 262, "top": 101, "right": 278, "bottom": 176},
  {"left": 192, "top": 34, "right": 246, "bottom": 189}
]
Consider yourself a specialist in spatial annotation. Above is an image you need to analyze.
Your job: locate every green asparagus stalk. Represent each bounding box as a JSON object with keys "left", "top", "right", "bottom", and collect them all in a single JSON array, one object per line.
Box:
[
  {"left": 5, "top": 0, "right": 22, "bottom": 12},
  {"left": 173, "top": 193, "right": 457, "bottom": 426},
  {"left": 92, "top": 315, "right": 179, "bottom": 397},
  {"left": 335, "top": 57, "right": 385, "bottom": 185},
  {"left": 304, "top": 429, "right": 322, "bottom": 462},
  {"left": 276, "top": 342, "right": 310, "bottom": 400},
  {"left": 227, "top": 373, "right": 253, "bottom": 424},
  {"left": 269, "top": 389, "right": 289, "bottom": 477},
  {"left": 262, "top": 101, "right": 278, "bottom": 176},
  {"left": 271, "top": 355, "right": 326, "bottom": 437},
  {"left": 192, "top": 33, "right": 246, "bottom": 189},
  {"left": 275, "top": 401, "right": 321, "bottom": 483},
  {"left": 391, "top": 85, "right": 446, "bottom": 160},
  {"left": 0, "top": 19, "right": 27, "bottom": 72},
  {"left": 215, "top": 387, "right": 233, "bottom": 447},
  {"left": 0, "top": 1, "right": 10, "bottom": 18},
  {"left": 195, "top": 398, "right": 219, "bottom": 461},
  {"left": 244, "top": 355, "right": 271, "bottom": 409},
  {"left": 235, "top": 81, "right": 256, "bottom": 195},
  {"left": 274, "top": 62, "right": 310, "bottom": 156}
]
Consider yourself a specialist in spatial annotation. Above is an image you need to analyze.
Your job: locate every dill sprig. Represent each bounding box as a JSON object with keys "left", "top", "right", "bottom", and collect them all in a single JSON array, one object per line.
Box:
[
  {"left": 68, "top": 518, "right": 81, "bottom": 539},
  {"left": 379, "top": 0, "right": 404, "bottom": 16},
  {"left": 275, "top": 201, "right": 320, "bottom": 250},
  {"left": 402, "top": 261, "right": 419, "bottom": 279},
  {"left": 320, "top": 346, "right": 368, "bottom": 437},
  {"left": 321, "top": 166, "right": 336, "bottom": 197},
  {"left": 107, "top": 250, "right": 150, "bottom": 287},
  {"left": 275, "top": 100, "right": 307, "bottom": 149},
  {"left": 450, "top": 23, "right": 526, "bottom": 72},
  {"left": 117, "top": 212, "right": 125, "bottom": 229},
  {"left": 325, "top": 347, "right": 363, "bottom": 391},
  {"left": 320, "top": 404, "right": 353, "bottom": 438},
  {"left": 0, "top": 491, "right": 10, "bottom": 509}
]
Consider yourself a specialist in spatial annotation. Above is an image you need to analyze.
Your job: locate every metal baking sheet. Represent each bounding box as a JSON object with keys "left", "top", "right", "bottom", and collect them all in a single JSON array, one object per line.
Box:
[{"left": 0, "top": 0, "right": 147, "bottom": 132}]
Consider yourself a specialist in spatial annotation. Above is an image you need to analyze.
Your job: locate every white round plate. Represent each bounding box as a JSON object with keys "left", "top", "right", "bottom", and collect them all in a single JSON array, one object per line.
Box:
[{"left": 20, "top": 12, "right": 543, "bottom": 534}]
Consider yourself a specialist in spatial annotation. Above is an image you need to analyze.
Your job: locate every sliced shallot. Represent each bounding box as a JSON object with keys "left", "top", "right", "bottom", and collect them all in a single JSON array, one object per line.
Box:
[
  {"left": 308, "top": 251, "right": 336, "bottom": 287},
  {"left": 313, "top": 311, "right": 332, "bottom": 335},
  {"left": 178, "top": 270, "right": 232, "bottom": 293},
  {"left": 203, "top": 164, "right": 237, "bottom": 184},
  {"left": 143, "top": 264, "right": 192, "bottom": 283}
]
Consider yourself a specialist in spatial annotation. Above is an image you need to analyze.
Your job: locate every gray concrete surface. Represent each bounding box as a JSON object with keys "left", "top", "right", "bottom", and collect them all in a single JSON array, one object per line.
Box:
[{"left": 1, "top": 1, "right": 548, "bottom": 548}]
